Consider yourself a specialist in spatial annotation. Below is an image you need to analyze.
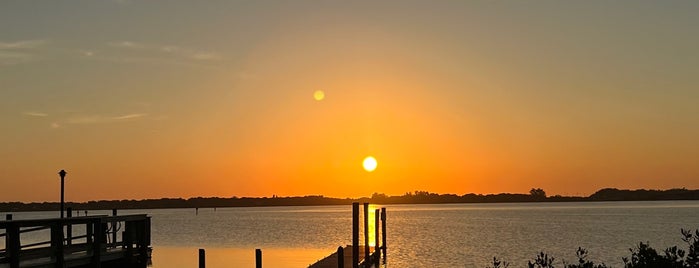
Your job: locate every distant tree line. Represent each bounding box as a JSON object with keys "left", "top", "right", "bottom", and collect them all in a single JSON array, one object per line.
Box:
[{"left": 1, "top": 188, "right": 699, "bottom": 212}]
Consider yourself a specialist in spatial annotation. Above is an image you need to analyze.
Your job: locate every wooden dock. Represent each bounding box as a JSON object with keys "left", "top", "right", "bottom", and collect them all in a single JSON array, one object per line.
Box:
[
  {"left": 308, "top": 245, "right": 380, "bottom": 268},
  {"left": 0, "top": 212, "right": 151, "bottom": 268},
  {"left": 307, "top": 203, "right": 386, "bottom": 268}
]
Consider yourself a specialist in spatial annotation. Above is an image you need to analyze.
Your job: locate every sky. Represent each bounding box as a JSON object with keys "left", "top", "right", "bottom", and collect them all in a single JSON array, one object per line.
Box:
[{"left": 1, "top": 1, "right": 698, "bottom": 202}]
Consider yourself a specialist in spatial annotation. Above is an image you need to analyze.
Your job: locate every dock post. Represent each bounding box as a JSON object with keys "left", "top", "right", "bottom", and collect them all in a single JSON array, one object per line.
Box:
[
  {"left": 92, "top": 219, "right": 103, "bottom": 268},
  {"left": 381, "top": 207, "right": 386, "bottom": 264},
  {"left": 337, "top": 246, "right": 344, "bottom": 268},
  {"left": 67, "top": 207, "right": 73, "bottom": 246},
  {"left": 198, "top": 249, "right": 205, "bottom": 268},
  {"left": 363, "top": 203, "right": 369, "bottom": 265},
  {"left": 111, "top": 209, "right": 117, "bottom": 248},
  {"left": 255, "top": 248, "right": 262, "bottom": 268},
  {"left": 6, "top": 222, "right": 20, "bottom": 268},
  {"left": 5, "top": 214, "right": 11, "bottom": 220},
  {"left": 51, "top": 222, "right": 65, "bottom": 267},
  {"left": 374, "top": 208, "right": 380, "bottom": 264},
  {"left": 352, "top": 202, "right": 359, "bottom": 268}
]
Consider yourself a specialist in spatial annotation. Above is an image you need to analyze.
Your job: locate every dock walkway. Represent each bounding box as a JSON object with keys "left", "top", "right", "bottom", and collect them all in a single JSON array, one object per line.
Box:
[
  {"left": 1, "top": 213, "right": 151, "bottom": 268},
  {"left": 308, "top": 246, "right": 380, "bottom": 268}
]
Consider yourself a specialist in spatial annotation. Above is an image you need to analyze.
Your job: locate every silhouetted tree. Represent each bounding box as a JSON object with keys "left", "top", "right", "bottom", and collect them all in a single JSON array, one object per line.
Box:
[{"left": 530, "top": 188, "right": 547, "bottom": 199}]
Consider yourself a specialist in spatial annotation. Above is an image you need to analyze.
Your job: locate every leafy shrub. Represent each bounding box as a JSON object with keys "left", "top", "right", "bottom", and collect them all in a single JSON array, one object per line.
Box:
[{"left": 488, "top": 229, "right": 699, "bottom": 268}]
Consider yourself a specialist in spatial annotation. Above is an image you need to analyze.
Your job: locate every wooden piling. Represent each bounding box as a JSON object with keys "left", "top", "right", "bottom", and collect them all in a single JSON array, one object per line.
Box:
[
  {"left": 6, "top": 222, "right": 20, "bottom": 268},
  {"left": 337, "top": 246, "right": 344, "bottom": 268},
  {"left": 67, "top": 207, "right": 73, "bottom": 246},
  {"left": 352, "top": 202, "right": 359, "bottom": 268},
  {"left": 255, "top": 248, "right": 262, "bottom": 268},
  {"left": 199, "top": 248, "right": 205, "bottom": 268},
  {"left": 381, "top": 207, "right": 386, "bottom": 264},
  {"left": 5, "top": 214, "right": 11, "bottom": 220},
  {"left": 112, "top": 209, "right": 118, "bottom": 247},
  {"left": 92, "top": 219, "right": 103, "bottom": 268},
  {"left": 51, "top": 222, "right": 65, "bottom": 266},
  {"left": 374, "top": 208, "right": 380, "bottom": 264},
  {"left": 363, "top": 203, "right": 369, "bottom": 265}
]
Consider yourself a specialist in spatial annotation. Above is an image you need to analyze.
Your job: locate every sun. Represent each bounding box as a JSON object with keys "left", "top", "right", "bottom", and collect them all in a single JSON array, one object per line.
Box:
[
  {"left": 313, "top": 90, "right": 325, "bottom": 101},
  {"left": 362, "top": 156, "right": 377, "bottom": 172}
]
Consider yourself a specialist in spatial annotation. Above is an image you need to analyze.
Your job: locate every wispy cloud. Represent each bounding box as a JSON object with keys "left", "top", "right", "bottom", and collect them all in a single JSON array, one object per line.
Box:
[
  {"left": 113, "top": 113, "right": 147, "bottom": 120},
  {"left": 108, "top": 40, "right": 222, "bottom": 61},
  {"left": 0, "top": 40, "right": 47, "bottom": 50},
  {"left": 0, "top": 40, "right": 48, "bottom": 65},
  {"left": 23, "top": 112, "right": 49, "bottom": 117},
  {"left": 65, "top": 113, "right": 149, "bottom": 124},
  {"left": 0, "top": 52, "right": 34, "bottom": 65}
]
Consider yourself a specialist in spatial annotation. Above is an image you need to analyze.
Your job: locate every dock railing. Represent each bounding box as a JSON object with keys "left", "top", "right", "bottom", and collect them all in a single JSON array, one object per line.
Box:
[{"left": 0, "top": 212, "right": 150, "bottom": 268}]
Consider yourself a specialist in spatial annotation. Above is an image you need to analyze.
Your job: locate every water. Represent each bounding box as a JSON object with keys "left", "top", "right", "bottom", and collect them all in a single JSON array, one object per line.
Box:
[{"left": 3, "top": 201, "right": 699, "bottom": 267}]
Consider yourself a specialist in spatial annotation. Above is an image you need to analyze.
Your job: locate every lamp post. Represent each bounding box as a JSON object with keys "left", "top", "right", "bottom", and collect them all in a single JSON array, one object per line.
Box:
[{"left": 59, "top": 169, "right": 66, "bottom": 218}]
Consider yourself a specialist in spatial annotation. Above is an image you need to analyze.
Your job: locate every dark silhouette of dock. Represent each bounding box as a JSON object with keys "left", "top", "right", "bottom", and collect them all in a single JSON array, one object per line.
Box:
[
  {"left": 306, "top": 203, "right": 386, "bottom": 268},
  {"left": 308, "top": 245, "right": 379, "bottom": 268},
  {"left": 0, "top": 211, "right": 150, "bottom": 268}
]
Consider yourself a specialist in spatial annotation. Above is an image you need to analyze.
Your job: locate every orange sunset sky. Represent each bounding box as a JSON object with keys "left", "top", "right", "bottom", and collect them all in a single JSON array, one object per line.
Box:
[{"left": 1, "top": 1, "right": 698, "bottom": 202}]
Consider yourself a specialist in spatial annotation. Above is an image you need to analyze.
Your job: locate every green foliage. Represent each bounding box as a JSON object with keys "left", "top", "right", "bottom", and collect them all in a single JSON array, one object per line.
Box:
[
  {"left": 564, "top": 248, "right": 609, "bottom": 268},
  {"left": 682, "top": 228, "right": 699, "bottom": 267},
  {"left": 528, "top": 252, "right": 555, "bottom": 268},
  {"left": 487, "top": 257, "right": 509, "bottom": 268},
  {"left": 489, "top": 229, "right": 699, "bottom": 268}
]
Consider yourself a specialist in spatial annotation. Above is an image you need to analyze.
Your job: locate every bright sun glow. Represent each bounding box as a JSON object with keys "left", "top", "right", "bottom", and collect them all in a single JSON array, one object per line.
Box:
[
  {"left": 363, "top": 156, "right": 377, "bottom": 172},
  {"left": 313, "top": 90, "right": 325, "bottom": 101}
]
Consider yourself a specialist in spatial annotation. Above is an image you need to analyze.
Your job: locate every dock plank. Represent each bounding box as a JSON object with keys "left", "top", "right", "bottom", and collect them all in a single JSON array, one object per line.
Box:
[{"left": 308, "top": 246, "right": 378, "bottom": 268}]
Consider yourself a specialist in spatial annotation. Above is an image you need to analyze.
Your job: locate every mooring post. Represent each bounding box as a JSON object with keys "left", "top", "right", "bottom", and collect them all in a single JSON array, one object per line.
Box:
[
  {"left": 6, "top": 222, "right": 20, "bottom": 268},
  {"left": 352, "top": 202, "right": 359, "bottom": 268},
  {"left": 363, "top": 203, "right": 369, "bottom": 265},
  {"left": 255, "top": 248, "right": 262, "bottom": 268},
  {"left": 111, "top": 209, "right": 117, "bottom": 247},
  {"left": 337, "top": 246, "right": 344, "bottom": 268},
  {"left": 374, "top": 208, "right": 380, "bottom": 264},
  {"left": 381, "top": 207, "right": 386, "bottom": 264},
  {"left": 67, "top": 207, "right": 73, "bottom": 246},
  {"left": 51, "top": 222, "right": 65, "bottom": 266},
  {"left": 198, "top": 248, "right": 205, "bottom": 268},
  {"left": 5, "top": 214, "right": 11, "bottom": 220},
  {"left": 92, "top": 219, "right": 103, "bottom": 267}
]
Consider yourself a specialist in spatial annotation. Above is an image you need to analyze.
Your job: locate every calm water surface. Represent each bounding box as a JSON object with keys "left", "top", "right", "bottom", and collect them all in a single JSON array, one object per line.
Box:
[{"left": 4, "top": 201, "right": 699, "bottom": 267}]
